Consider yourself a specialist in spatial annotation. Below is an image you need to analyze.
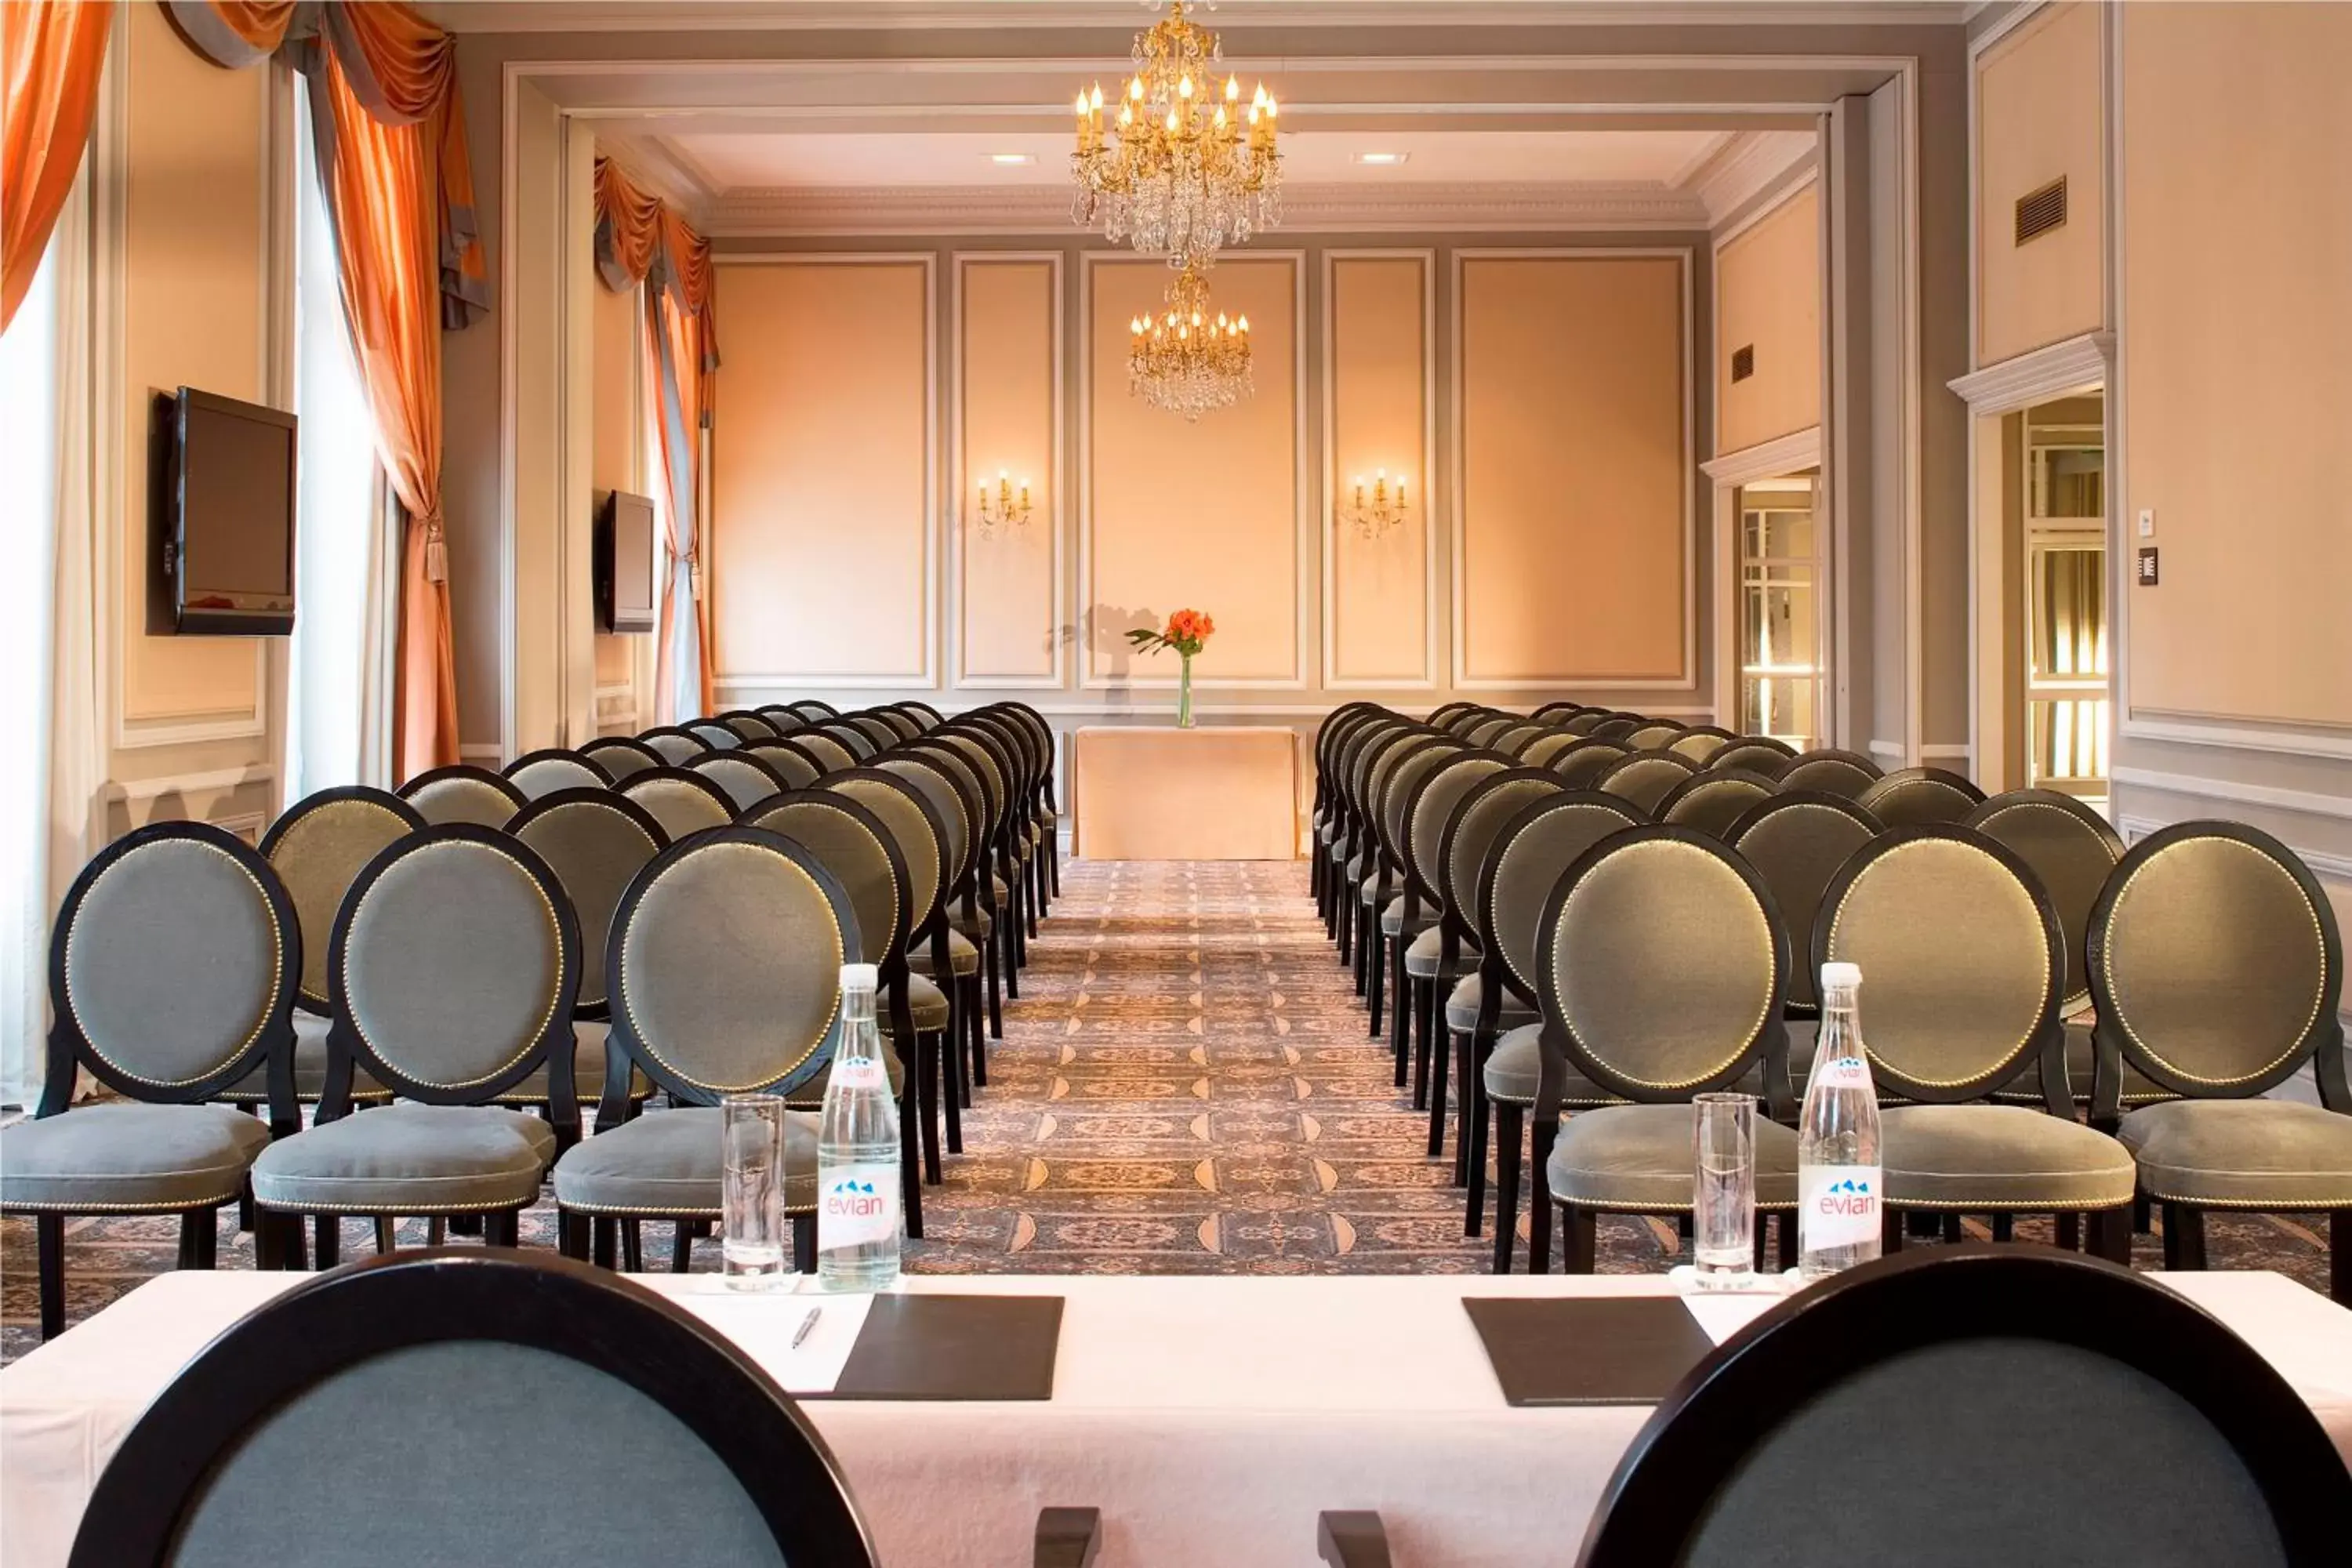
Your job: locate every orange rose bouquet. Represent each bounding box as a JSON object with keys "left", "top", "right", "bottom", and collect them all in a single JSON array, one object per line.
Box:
[{"left": 1126, "top": 608, "right": 1216, "bottom": 727}]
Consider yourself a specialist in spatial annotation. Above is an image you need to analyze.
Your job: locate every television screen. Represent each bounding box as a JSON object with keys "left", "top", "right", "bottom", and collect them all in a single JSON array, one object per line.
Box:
[
  {"left": 598, "top": 489, "right": 658, "bottom": 634},
  {"left": 165, "top": 387, "right": 297, "bottom": 635}
]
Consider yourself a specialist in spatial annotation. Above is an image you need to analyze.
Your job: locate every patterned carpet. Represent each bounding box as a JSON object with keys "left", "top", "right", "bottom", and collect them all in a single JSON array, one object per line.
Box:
[{"left": 2, "top": 857, "right": 2335, "bottom": 1363}]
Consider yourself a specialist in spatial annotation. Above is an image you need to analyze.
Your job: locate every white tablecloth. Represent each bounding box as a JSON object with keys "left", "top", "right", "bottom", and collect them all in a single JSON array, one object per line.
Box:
[{"left": 3, "top": 1270, "right": 2347, "bottom": 1567}]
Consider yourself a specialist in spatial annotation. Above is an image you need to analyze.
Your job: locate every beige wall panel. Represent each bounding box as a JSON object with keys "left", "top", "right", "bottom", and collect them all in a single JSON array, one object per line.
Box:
[
  {"left": 711, "top": 260, "right": 931, "bottom": 680},
  {"left": 1329, "top": 256, "right": 1431, "bottom": 684},
  {"left": 2122, "top": 1, "right": 2352, "bottom": 728},
  {"left": 590, "top": 272, "right": 642, "bottom": 691},
  {"left": 959, "top": 260, "right": 1057, "bottom": 681},
  {"left": 1715, "top": 186, "right": 1821, "bottom": 455},
  {"left": 1976, "top": 1, "right": 2104, "bottom": 365},
  {"left": 1460, "top": 256, "right": 1686, "bottom": 684},
  {"left": 1087, "top": 256, "right": 1299, "bottom": 684},
  {"left": 119, "top": 2, "right": 266, "bottom": 725}
]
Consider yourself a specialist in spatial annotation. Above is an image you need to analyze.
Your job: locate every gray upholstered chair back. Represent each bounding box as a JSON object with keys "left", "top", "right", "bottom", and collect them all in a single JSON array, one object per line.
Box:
[
  {"left": 1464, "top": 716, "right": 1516, "bottom": 748},
  {"left": 637, "top": 729, "right": 709, "bottom": 766},
  {"left": 822, "top": 723, "right": 879, "bottom": 762},
  {"left": 1479, "top": 793, "right": 1646, "bottom": 1003},
  {"left": 932, "top": 731, "right": 1006, "bottom": 829},
  {"left": 873, "top": 709, "right": 923, "bottom": 743},
  {"left": 398, "top": 766, "right": 524, "bottom": 830},
  {"left": 1517, "top": 731, "right": 1581, "bottom": 768},
  {"left": 877, "top": 755, "right": 972, "bottom": 887},
  {"left": 742, "top": 793, "right": 905, "bottom": 966},
  {"left": 718, "top": 710, "right": 779, "bottom": 742},
  {"left": 1727, "top": 792, "right": 1884, "bottom": 1010},
  {"left": 1378, "top": 740, "right": 1458, "bottom": 866},
  {"left": 846, "top": 714, "right": 901, "bottom": 754},
  {"left": 1492, "top": 724, "right": 1550, "bottom": 757},
  {"left": 1817, "top": 826, "right": 2061, "bottom": 1102},
  {"left": 1336, "top": 718, "right": 1406, "bottom": 810},
  {"left": 1348, "top": 723, "right": 1419, "bottom": 820},
  {"left": 1406, "top": 753, "right": 1509, "bottom": 899},
  {"left": 2087, "top": 822, "right": 2343, "bottom": 1099},
  {"left": 822, "top": 770, "right": 944, "bottom": 934},
  {"left": 332, "top": 829, "right": 578, "bottom": 1098},
  {"left": 746, "top": 739, "right": 825, "bottom": 791},
  {"left": 503, "top": 752, "right": 612, "bottom": 801},
  {"left": 686, "top": 721, "right": 742, "bottom": 752},
  {"left": 608, "top": 829, "right": 856, "bottom": 1102},
  {"left": 1595, "top": 750, "right": 1700, "bottom": 814},
  {"left": 50, "top": 822, "right": 297, "bottom": 1101},
  {"left": 794, "top": 730, "right": 859, "bottom": 775},
  {"left": 1667, "top": 728, "right": 1736, "bottom": 764},
  {"left": 786, "top": 700, "right": 839, "bottom": 723},
  {"left": 1445, "top": 709, "right": 1497, "bottom": 738},
  {"left": 261, "top": 788, "right": 423, "bottom": 1012},
  {"left": 1965, "top": 789, "right": 2125, "bottom": 1012},
  {"left": 1590, "top": 715, "right": 1642, "bottom": 740},
  {"left": 755, "top": 706, "right": 809, "bottom": 735},
  {"left": 1538, "top": 827, "right": 1785, "bottom": 1101},
  {"left": 1441, "top": 771, "right": 1567, "bottom": 928},
  {"left": 1559, "top": 710, "right": 1609, "bottom": 736},
  {"left": 1657, "top": 770, "right": 1780, "bottom": 841},
  {"left": 510, "top": 792, "right": 668, "bottom": 1014},
  {"left": 579, "top": 737, "right": 664, "bottom": 782},
  {"left": 1857, "top": 766, "right": 1986, "bottom": 828},
  {"left": 1624, "top": 722, "right": 1686, "bottom": 751},
  {"left": 1777, "top": 747, "right": 1881, "bottom": 797},
  {"left": 619, "top": 769, "right": 738, "bottom": 843},
  {"left": 1550, "top": 739, "right": 1631, "bottom": 788},
  {"left": 684, "top": 752, "right": 789, "bottom": 813},
  {"left": 1709, "top": 738, "right": 1799, "bottom": 781}
]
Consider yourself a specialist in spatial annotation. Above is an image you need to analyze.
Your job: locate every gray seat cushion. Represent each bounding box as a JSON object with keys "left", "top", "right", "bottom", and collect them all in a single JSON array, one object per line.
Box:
[
  {"left": 1404, "top": 926, "right": 1477, "bottom": 981},
  {"left": 250, "top": 1105, "right": 553, "bottom": 1214},
  {"left": 1547, "top": 1102, "right": 1799, "bottom": 1213},
  {"left": 553, "top": 1105, "right": 818, "bottom": 1217},
  {"left": 907, "top": 927, "right": 982, "bottom": 978},
  {"left": 1479, "top": 1022, "right": 1619, "bottom": 1109},
  {"left": 216, "top": 1014, "right": 394, "bottom": 1104},
  {"left": 1991, "top": 1020, "right": 2174, "bottom": 1106},
  {"left": 1878, "top": 1104, "right": 2136, "bottom": 1210},
  {"left": 1381, "top": 895, "right": 1435, "bottom": 940},
  {"left": 949, "top": 906, "right": 995, "bottom": 942},
  {"left": 1446, "top": 972, "right": 1534, "bottom": 1034},
  {"left": 0, "top": 1103, "right": 272, "bottom": 1213},
  {"left": 878, "top": 973, "right": 952, "bottom": 1035},
  {"left": 2117, "top": 1099, "right": 2352, "bottom": 1208},
  {"left": 1358, "top": 873, "right": 1384, "bottom": 906}
]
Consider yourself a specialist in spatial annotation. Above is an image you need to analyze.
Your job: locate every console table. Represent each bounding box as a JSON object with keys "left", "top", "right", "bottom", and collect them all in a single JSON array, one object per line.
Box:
[{"left": 1070, "top": 725, "right": 1299, "bottom": 860}]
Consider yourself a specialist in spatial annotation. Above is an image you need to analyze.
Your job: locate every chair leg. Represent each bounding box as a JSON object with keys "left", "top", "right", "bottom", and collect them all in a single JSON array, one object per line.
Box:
[
  {"left": 2161, "top": 1202, "right": 2207, "bottom": 1270},
  {"left": 2086, "top": 1204, "right": 2132, "bottom": 1265},
  {"left": 794, "top": 1211, "right": 818, "bottom": 1274},
  {"left": 177, "top": 1209, "right": 202, "bottom": 1269},
  {"left": 557, "top": 1209, "right": 590, "bottom": 1261},
  {"left": 485, "top": 1210, "right": 521, "bottom": 1248},
  {"left": 1776, "top": 1211, "right": 1798, "bottom": 1271},
  {"left": 1559, "top": 1205, "right": 1598, "bottom": 1274},
  {"left": 962, "top": 974, "right": 988, "bottom": 1090},
  {"left": 671, "top": 1220, "right": 695, "bottom": 1272},
  {"left": 916, "top": 1027, "right": 945, "bottom": 1183},
  {"left": 1451, "top": 1029, "right": 1477, "bottom": 1186},
  {"left": 1528, "top": 1117, "right": 1559, "bottom": 1275},
  {"left": 2053, "top": 1212, "right": 2081, "bottom": 1251},
  {"left": 35, "top": 1214, "right": 67, "bottom": 1340},
  {"left": 985, "top": 930, "right": 1005, "bottom": 1040},
  {"left": 313, "top": 1215, "right": 341, "bottom": 1270},
  {"left": 1881, "top": 1207, "right": 1906, "bottom": 1254},
  {"left": 1410, "top": 979, "right": 1433, "bottom": 1111},
  {"left": 955, "top": 1010, "right": 973, "bottom": 1110},
  {"left": 1388, "top": 939, "right": 1411, "bottom": 1077},
  {"left": 592, "top": 1216, "right": 618, "bottom": 1269},
  {"left": 426, "top": 1216, "right": 446, "bottom": 1247},
  {"left": 1464, "top": 1038, "right": 1491, "bottom": 1227},
  {"left": 900, "top": 1085, "right": 927, "bottom": 1242},
  {"left": 1991, "top": 1214, "right": 2015, "bottom": 1243},
  {"left": 1367, "top": 931, "right": 1388, "bottom": 1038},
  {"left": 374, "top": 1216, "right": 396, "bottom": 1254},
  {"left": 1487, "top": 1103, "right": 1523, "bottom": 1265},
  {"left": 1425, "top": 1022, "right": 1451, "bottom": 1160},
  {"left": 621, "top": 1218, "right": 644, "bottom": 1272},
  {"left": 937, "top": 1031, "right": 964, "bottom": 1156}
]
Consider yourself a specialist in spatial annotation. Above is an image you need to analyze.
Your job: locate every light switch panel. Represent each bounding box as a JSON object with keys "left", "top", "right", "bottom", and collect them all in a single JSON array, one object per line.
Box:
[{"left": 2137, "top": 508, "right": 2155, "bottom": 538}]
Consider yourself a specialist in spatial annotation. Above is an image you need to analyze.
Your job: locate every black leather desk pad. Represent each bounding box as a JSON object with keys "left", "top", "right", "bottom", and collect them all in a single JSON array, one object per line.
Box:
[
  {"left": 1462, "top": 1296, "right": 1715, "bottom": 1406},
  {"left": 818, "top": 1294, "right": 1065, "bottom": 1401}
]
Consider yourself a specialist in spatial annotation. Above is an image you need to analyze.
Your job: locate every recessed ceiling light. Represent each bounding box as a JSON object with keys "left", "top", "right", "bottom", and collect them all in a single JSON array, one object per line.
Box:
[
  {"left": 989, "top": 153, "right": 1037, "bottom": 166},
  {"left": 1352, "top": 151, "right": 1410, "bottom": 167}
]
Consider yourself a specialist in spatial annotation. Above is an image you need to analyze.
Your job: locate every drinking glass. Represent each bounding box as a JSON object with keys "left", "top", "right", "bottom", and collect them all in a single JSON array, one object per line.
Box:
[
  {"left": 1692, "top": 1092, "right": 1756, "bottom": 1286},
  {"left": 722, "top": 1093, "right": 789, "bottom": 1290}
]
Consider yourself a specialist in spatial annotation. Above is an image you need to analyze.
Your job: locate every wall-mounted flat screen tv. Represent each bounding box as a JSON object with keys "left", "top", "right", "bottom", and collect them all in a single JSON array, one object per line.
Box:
[
  {"left": 597, "top": 488, "right": 658, "bottom": 635},
  {"left": 158, "top": 387, "right": 298, "bottom": 636}
]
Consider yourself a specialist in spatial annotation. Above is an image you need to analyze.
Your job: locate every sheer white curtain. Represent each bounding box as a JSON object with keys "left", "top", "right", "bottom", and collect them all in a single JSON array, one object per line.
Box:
[
  {"left": 285, "top": 85, "right": 394, "bottom": 800},
  {"left": 0, "top": 175, "right": 100, "bottom": 1109}
]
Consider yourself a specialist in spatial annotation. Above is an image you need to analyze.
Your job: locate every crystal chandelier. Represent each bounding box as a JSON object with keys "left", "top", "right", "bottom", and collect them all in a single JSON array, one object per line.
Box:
[
  {"left": 1072, "top": 0, "right": 1281, "bottom": 270},
  {"left": 1128, "top": 263, "right": 1253, "bottom": 421}
]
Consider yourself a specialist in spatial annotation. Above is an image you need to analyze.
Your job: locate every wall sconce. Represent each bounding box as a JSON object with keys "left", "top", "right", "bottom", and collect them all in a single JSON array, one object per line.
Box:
[
  {"left": 974, "top": 470, "right": 1033, "bottom": 539},
  {"left": 1344, "top": 469, "right": 1408, "bottom": 539}
]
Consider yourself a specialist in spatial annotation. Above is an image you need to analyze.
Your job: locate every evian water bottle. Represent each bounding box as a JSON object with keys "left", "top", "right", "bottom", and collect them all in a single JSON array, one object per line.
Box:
[
  {"left": 818, "top": 964, "right": 902, "bottom": 1291},
  {"left": 1796, "top": 962, "right": 1883, "bottom": 1280}
]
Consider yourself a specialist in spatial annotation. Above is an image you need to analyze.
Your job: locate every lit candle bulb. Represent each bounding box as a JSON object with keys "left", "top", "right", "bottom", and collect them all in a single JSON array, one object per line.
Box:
[
  {"left": 1091, "top": 82, "right": 1104, "bottom": 111},
  {"left": 1129, "top": 75, "right": 1144, "bottom": 101},
  {"left": 1226, "top": 75, "right": 1240, "bottom": 101},
  {"left": 1179, "top": 74, "right": 1193, "bottom": 100}
]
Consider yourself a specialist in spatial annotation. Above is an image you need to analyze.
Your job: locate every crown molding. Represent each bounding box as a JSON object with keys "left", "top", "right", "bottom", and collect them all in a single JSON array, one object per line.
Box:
[
  {"left": 709, "top": 179, "right": 1711, "bottom": 236},
  {"left": 1690, "top": 126, "right": 1817, "bottom": 223},
  {"left": 1946, "top": 330, "right": 2111, "bottom": 413},
  {"left": 429, "top": 2, "right": 1972, "bottom": 34}
]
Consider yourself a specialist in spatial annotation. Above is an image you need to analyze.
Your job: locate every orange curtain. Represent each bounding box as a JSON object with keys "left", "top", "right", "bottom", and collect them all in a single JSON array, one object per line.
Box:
[
  {"left": 593, "top": 154, "right": 662, "bottom": 292},
  {"left": 310, "top": 43, "right": 456, "bottom": 776},
  {"left": 160, "top": 0, "right": 294, "bottom": 67},
  {"left": 2, "top": 0, "right": 112, "bottom": 332}
]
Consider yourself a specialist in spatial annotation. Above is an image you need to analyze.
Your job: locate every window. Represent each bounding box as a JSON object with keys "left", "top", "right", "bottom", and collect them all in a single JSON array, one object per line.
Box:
[
  {"left": 284, "top": 91, "right": 385, "bottom": 799},
  {"left": 2021, "top": 398, "right": 2109, "bottom": 795},
  {"left": 1736, "top": 473, "right": 1824, "bottom": 748}
]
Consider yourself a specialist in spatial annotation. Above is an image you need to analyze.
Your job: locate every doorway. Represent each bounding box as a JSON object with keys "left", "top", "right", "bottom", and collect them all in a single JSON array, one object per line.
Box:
[
  {"left": 2020, "top": 397, "right": 2108, "bottom": 799},
  {"left": 1734, "top": 470, "right": 1825, "bottom": 749}
]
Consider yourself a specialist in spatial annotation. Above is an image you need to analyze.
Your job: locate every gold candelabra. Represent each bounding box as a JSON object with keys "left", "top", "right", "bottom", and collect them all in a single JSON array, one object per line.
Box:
[
  {"left": 1128, "top": 262, "right": 1252, "bottom": 419},
  {"left": 973, "top": 470, "right": 1033, "bottom": 538},
  {"left": 1344, "top": 470, "right": 1410, "bottom": 539},
  {"left": 1071, "top": 0, "right": 1281, "bottom": 270}
]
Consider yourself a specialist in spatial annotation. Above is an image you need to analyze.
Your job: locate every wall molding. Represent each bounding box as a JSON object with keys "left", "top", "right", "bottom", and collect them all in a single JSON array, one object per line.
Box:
[
  {"left": 708, "top": 251, "right": 941, "bottom": 690},
  {"left": 1700, "top": 425, "right": 1824, "bottom": 486},
  {"left": 1448, "top": 245, "right": 1699, "bottom": 691},
  {"left": 1320, "top": 249, "right": 1439, "bottom": 691},
  {"left": 2117, "top": 815, "right": 2352, "bottom": 886},
  {"left": 1947, "top": 329, "right": 2111, "bottom": 412},
  {"left": 1076, "top": 249, "right": 1313, "bottom": 691},
  {"left": 949, "top": 250, "right": 1067, "bottom": 691},
  {"left": 2110, "top": 766, "right": 2352, "bottom": 827},
  {"left": 2115, "top": 716, "right": 2352, "bottom": 766},
  {"left": 103, "top": 767, "right": 277, "bottom": 805}
]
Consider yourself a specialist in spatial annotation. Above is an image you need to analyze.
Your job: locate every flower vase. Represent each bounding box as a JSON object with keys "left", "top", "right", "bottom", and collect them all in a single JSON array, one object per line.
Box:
[{"left": 1176, "top": 654, "right": 1196, "bottom": 728}]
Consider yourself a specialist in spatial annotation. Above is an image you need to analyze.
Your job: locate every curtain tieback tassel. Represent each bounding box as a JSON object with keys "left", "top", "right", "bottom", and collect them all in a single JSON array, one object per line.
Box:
[{"left": 421, "top": 511, "right": 449, "bottom": 585}]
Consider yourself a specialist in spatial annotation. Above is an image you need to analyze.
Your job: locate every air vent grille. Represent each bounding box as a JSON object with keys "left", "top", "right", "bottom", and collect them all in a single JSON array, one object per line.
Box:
[
  {"left": 2016, "top": 176, "right": 2068, "bottom": 246},
  {"left": 1730, "top": 344, "right": 1755, "bottom": 383}
]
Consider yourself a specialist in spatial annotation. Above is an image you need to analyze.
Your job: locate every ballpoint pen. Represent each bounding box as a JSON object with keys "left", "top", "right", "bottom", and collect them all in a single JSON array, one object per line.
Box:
[{"left": 790, "top": 1305, "right": 822, "bottom": 1350}]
